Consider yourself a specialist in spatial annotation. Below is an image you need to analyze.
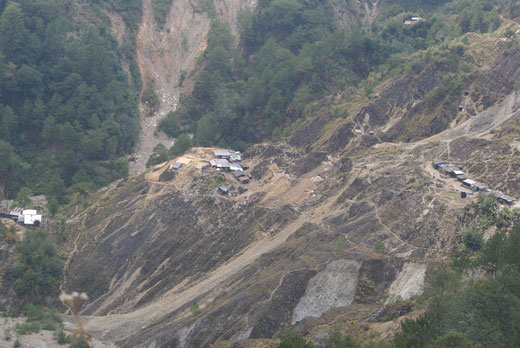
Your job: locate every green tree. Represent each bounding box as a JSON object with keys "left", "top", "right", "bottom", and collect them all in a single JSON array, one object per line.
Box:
[
  {"left": 427, "top": 332, "right": 481, "bottom": 348},
  {"left": 463, "top": 227, "right": 483, "bottom": 251},
  {"left": 477, "top": 192, "right": 497, "bottom": 223},
  {"left": 169, "top": 134, "right": 192, "bottom": 156},
  {"left": 0, "top": 2, "right": 27, "bottom": 63},
  {"left": 13, "top": 229, "right": 62, "bottom": 304},
  {"left": 278, "top": 331, "right": 315, "bottom": 348},
  {"left": 477, "top": 230, "right": 506, "bottom": 275},
  {"left": 327, "top": 328, "right": 360, "bottom": 348},
  {"left": 15, "top": 186, "right": 32, "bottom": 207},
  {"left": 45, "top": 176, "right": 66, "bottom": 204},
  {"left": 0, "top": 140, "right": 23, "bottom": 198},
  {"left": 146, "top": 143, "right": 169, "bottom": 167},
  {"left": 47, "top": 197, "right": 58, "bottom": 217}
]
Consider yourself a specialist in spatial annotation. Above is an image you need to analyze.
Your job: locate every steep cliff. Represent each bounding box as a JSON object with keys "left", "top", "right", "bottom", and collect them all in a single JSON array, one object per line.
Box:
[{"left": 128, "top": 0, "right": 256, "bottom": 174}]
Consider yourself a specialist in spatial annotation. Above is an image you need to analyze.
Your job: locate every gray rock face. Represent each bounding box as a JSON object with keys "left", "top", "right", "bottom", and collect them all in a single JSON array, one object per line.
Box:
[
  {"left": 291, "top": 259, "right": 361, "bottom": 324},
  {"left": 385, "top": 262, "right": 427, "bottom": 305}
]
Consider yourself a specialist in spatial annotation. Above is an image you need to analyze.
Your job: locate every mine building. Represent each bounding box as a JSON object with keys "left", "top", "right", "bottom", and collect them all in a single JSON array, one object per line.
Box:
[
  {"left": 496, "top": 193, "right": 515, "bottom": 206},
  {"left": 213, "top": 150, "right": 231, "bottom": 159}
]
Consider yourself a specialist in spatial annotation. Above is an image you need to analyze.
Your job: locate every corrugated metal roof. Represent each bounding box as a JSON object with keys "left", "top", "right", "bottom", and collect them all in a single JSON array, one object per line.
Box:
[
  {"left": 213, "top": 150, "right": 230, "bottom": 157},
  {"left": 9, "top": 207, "right": 23, "bottom": 215},
  {"left": 214, "top": 159, "right": 230, "bottom": 167},
  {"left": 218, "top": 186, "right": 230, "bottom": 193},
  {"left": 463, "top": 179, "right": 476, "bottom": 185}
]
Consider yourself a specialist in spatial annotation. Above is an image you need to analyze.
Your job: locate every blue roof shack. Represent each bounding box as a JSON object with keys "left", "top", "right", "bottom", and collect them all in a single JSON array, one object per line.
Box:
[
  {"left": 230, "top": 153, "right": 241, "bottom": 161},
  {"left": 170, "top": 163, "right": 183, "bottom": 170}
]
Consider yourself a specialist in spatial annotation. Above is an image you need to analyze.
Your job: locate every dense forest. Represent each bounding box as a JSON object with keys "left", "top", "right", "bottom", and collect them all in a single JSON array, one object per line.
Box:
[
  {"left": 0, "top": 0, "right": 140, "bottom": 205},
  {"left": 159, "top": 0, "right": 511, "bottom": 150}
]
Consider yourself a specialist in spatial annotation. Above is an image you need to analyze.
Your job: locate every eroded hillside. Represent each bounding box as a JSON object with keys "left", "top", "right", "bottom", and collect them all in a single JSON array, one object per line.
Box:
[
  {"left": 57, "top": 5, "right": 520, "bottom": 348},
  {"left": 62, "top": 65, "right": 520, "bottom": 346},
  {"left": 128, "top": 0, "right": 256, "bottom": 174}
]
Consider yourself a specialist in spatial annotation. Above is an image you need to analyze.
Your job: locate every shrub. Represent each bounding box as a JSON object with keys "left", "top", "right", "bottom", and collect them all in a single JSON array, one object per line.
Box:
[
  {"left": 146, "top": 144, "right": 169, "bottom": 168},
  {"left": 169, "top": 134, "right": 192, "bottom": 156},
  {"left": 463, "top": 227, "right": 483, "bottom": 251},
  {"left": 55, "top": 330, "right": 72, "bottom": 344},
  {"left": 158, "top": 112, "right": 183, "bottom": 137},
  {"left": 190, "top": 302, "right": 201, "bottom": 315},
  {"left": 204, "top": 176, "right": 226, "bottom": 191},
  {"left": 15, "top": 321, "right": 41, "bottom": 335},
  {"left": 278, "top": 331, "right": 315, "bottom": 348}
]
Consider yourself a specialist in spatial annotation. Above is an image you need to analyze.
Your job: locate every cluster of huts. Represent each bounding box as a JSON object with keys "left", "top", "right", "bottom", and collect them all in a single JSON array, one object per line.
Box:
[
  {"left": 0, "top": 207, "right": 42, "bottom": 226},
  {"left": 210, "top": 150, "right": 251, "bottom": 195},
  {"left": 168, "top": 149, "right": 251, "bottom": 196},
  {"left": 432, "top": 160, "right": 515, "bottom": 206}
]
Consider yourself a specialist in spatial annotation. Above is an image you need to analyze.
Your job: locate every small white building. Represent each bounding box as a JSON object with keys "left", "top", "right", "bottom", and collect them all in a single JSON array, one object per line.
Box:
[
  {"left": 404, "top": 17, "right": 424, "bottom": 26},
  {"left": 17, "top": 209, "right": 42, "bottom": 226}
]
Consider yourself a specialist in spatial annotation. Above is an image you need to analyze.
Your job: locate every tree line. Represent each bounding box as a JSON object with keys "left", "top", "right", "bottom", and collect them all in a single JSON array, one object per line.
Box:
[{"left": 0, "top": 0, "right": 139, "bottom": 206}]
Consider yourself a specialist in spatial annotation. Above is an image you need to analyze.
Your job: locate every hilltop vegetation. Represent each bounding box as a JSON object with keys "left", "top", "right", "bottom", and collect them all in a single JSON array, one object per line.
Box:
[
  {"left": 159, "top": 0, "right": 513, "bottom": 150},
  {"left": 0, "top": 1, "right": 139, "bottom": 202}
]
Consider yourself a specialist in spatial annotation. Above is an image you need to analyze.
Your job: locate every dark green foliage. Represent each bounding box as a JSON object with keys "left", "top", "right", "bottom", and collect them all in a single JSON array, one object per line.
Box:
[
  {"left": 327, "top": 328, "right": 360, "bottom": 348},
  {"left": 15, "top": 320, "right": 40, "bottom": 335},
  {"left": 277, "top": 329, "right": 361, "bottom": 348},
  {"left": 278, "top": 331, "right": 315, "bottom": 348},
  {"left": 204, "top": 175, "right": 226, "bottom": 191},
  {"left": 14, "top": 304, "right": 62, "bottom": 335},
  {"left": 13, "top": 229, "right": 62, "bottom": 305},
  {"left": 146, "top": 144, "right": 169, "bottom": 168},
  {"left": 142, "top": 85, "right": 159, "bottom": 111},
  {"left": 463, "top": 226, "right": 483, "bottom": 251},
  {"left": 393, "top": 316, "right": 434, "bottom": 348},
  {"left": 152, "top": 0, "right": 172, "bottom": 27},
  {"left": 374, "top": 240, "right": 385, "bottom": 252},
  {"left": 55, "top": 329, "right": 72, "bottom": 344},
  {"left": 14, "top": 187, "right": 32, "bottom": 207},
  {"left": 69, "top": 334, "right": 89, "bottom": 348},
  {"left": 104, "top": 0, "right": 143, "bottom": 33},
  {"left": 158, "top": 111, "right": 182, "bottom": 137},
  {"left": 169, "top": 134, "right": 192, "bottom": 156},
  {"left": 457, "top": 0, "right": 501, "bottom": 34},
  {"left": 163, "top": 0, "right": 504, "bottom": 150},
  {"left": 0, "top": 1, "right": 139, "bottom": 198},
  {"left": 428, "top": 332, "right": 481, "bottom": 347},
  {"left": 393, "top": 224, "right": 520, "bottom": 348},
  {"left": 477, "top": 192, "right": 497, "bottom": 223},
  {"left": 425, "top": 73, "right": 462, "bottom": 110}
]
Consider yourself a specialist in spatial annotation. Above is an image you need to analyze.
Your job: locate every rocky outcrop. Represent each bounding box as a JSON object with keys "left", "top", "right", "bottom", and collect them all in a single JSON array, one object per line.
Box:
[
  {"left": 385, "top": 262, "right": 427, "bottom": 304},
  {"left": 291, "top": 259, "right": 361, "bottom": 324}
]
